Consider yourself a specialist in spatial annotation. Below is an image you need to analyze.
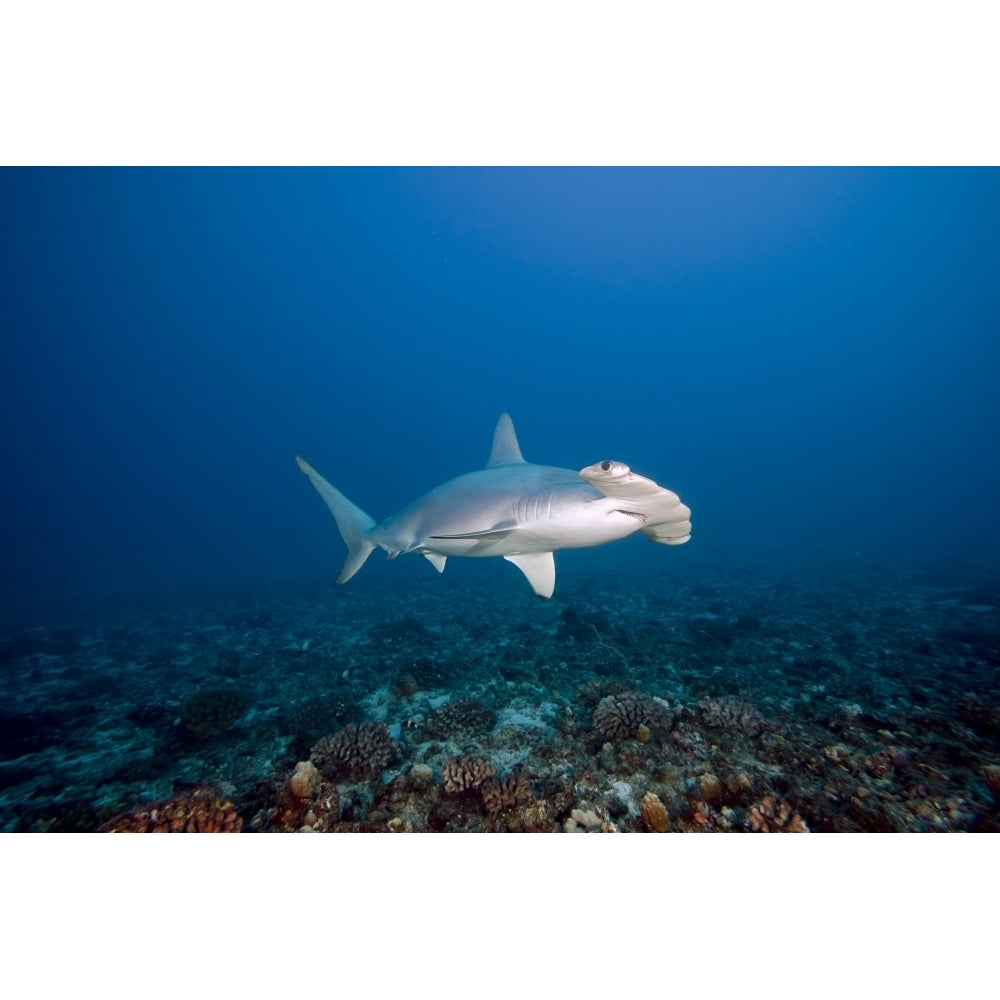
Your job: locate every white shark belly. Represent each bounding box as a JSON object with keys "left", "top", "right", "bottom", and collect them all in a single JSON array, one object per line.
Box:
[{"left": 413, "top": 492, "right": 645, "bottom": 558}]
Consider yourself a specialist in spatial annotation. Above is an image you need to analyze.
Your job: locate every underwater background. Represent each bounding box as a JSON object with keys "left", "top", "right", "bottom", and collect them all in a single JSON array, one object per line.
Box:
[{"left": 1, "top": 166, "right": 998, "bottom": 832}]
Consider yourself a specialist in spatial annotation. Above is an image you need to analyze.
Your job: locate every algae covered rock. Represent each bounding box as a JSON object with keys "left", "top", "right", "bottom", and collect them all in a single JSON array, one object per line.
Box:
[{"left": 179, "top": 687, "right": 251, "bottom": 738}]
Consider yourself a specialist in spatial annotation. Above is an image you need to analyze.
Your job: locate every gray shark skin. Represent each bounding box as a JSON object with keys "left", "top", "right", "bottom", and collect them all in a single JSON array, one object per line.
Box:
[{"left": 295, "top": 413, "right": 691, "bottom": 599}]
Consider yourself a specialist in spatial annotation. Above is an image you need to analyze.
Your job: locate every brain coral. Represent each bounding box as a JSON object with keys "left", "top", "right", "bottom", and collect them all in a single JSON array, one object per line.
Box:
[
  {"left": 310, "top": 722, "right": 400, "bottom": 779},
  {"left": 592, "top": 690, "right": 673, "bottom": 742}
]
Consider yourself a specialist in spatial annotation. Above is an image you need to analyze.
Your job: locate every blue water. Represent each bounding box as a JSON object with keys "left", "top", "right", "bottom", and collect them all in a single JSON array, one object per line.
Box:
[
  {"left": 1, "top": 167, "right": 998, "bottom": 831},
  {"left": 2, "top": 167, "right": 997, "bottom": 609}
]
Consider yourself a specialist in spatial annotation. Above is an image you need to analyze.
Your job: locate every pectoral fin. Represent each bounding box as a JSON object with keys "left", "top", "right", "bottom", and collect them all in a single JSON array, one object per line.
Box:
[
  {"left": 430, "top": 521, "right": 516, "bottom": 540},
  {"left": 504, "top": 552, "right": 556, "bottom": 599},
  {"left": 423, "top": 552, "right": 447, "bottom": 573}
]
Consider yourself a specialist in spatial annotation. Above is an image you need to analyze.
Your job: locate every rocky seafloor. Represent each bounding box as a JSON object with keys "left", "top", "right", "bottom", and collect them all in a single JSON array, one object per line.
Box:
[{"left": 2, "top": 554, "right": 999, "bottom": 833}]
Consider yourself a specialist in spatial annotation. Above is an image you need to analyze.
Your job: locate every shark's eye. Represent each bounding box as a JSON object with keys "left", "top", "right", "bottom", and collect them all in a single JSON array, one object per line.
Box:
[{"left": 601, "top": 461, "right": 612, "bottom": 472}]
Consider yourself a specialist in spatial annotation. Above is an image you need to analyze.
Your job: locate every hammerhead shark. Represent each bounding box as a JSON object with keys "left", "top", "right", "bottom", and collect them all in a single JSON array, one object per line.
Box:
[{"left": 295, "top": 413, "right": 691, "bottom": 599}]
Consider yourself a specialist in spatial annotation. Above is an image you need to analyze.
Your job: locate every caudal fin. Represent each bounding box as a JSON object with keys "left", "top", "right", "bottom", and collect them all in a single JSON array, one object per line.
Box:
[{"left": 295, "top": 455, "right": 377, "bottom": 584}]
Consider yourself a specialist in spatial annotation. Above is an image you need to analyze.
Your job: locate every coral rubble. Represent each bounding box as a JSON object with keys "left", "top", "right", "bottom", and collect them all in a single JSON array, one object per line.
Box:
[{"left": 2, "top": 558, "right": 998, "bottom": 833}]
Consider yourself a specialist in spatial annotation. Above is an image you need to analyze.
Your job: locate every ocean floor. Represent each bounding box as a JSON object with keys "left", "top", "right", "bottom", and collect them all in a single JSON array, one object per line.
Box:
[{"left": 2, "top": 554, "right": 999, "bottom": 833}]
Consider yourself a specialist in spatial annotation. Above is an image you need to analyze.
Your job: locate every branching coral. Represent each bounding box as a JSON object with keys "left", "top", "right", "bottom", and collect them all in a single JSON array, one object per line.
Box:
[
  {"left": 310, "top": 722, "right": 399, "bottom": 779},
  {"left": 441, "top": 755, "right": 495, "bottom": 794},
  {"left": 747, "top": 795, "right": 809, "bottom": 832},
  {"left": 100, "top": 786, "right": 242, "bottom": 832},
  {"left": 480, "top": 772, "right": 532, "bottom": 815},
  {"left": 592, "top": 689, "right": 673, "bottom": 742},
  {"left": 640, "top": 791, "right": 670, "bottom": 832},
  {"left": 422, "top": 698, "right": 497, "bottom": 740},
  {"left": 697, "top": 695, "right": 766, "bottom": 737}
]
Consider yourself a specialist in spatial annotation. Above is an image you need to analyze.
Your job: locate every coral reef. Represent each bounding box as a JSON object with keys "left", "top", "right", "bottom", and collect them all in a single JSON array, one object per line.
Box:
[
  {"left": 504, "top": 798, "right": 559, "bottom": 833},
  {"left": 698, "top": 772, "right": 723, "bottom": 802},
  {"left": 407, "top": 655, "right": 458, "bottom": 690},
  {"left": 592, "top": 689, "right": 673, "bottom": 741},
  {"left": 441, "top": 755, "right": 495, "bottom": 794},
  {"left": 564, "top": 808, "right": 615, "bottom": 832},
  {"left": 100, "top": 786, "right": 242, "bottom": 832},
  {"left": 422, "top": 698, "right": 497, "bottom": 740},
  {"left": 266, "top": 765, "right": 340, "bottom": 832},
  {"left": 640, "top": 791, "right": 670, "bottom": 832},
  {"left": 280, "top": 692, "right": 360, "bottom": 742},
  {"left": 576, "top": 677, "right": 630, "bottom": 707},
  {"left": 747, "top": 796, "right": 809, "bottom": 833},
  {"left": 288, "top": 760, "right": 321, "bottom": 799},
  {"left": 408, "top": 763, "right": 434, "bottom": 790},
  {"left": 310, "top": 722, "right": 399, "bottom": 779},
  {"left": 4, "top": 558, "right": 999, "bottom": 833},
  {"left": 697, "top": 696, "right": 766, "bottom": 737},
  {"left": 480, "top": 772, "right": 532, "bottom": 815}
]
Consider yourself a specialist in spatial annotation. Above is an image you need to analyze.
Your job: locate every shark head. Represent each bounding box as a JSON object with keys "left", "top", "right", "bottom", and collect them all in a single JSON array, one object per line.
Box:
[{"left": 579, "top": 459, "right": 692, "bottom": 545}]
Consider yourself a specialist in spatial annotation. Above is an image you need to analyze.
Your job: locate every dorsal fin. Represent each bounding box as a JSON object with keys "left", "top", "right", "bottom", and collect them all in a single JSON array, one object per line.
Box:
[{"left": 485, "top": 412, "right": 526, "bottom": 467}]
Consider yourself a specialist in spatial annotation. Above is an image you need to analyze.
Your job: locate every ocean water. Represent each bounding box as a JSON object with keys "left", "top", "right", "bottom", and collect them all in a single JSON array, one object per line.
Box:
[{"left": 1, "top": 167, "right": 998, "bottom": 832}]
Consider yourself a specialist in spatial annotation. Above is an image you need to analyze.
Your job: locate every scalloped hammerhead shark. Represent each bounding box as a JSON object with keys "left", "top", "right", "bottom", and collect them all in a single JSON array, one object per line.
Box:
[{"left": 295, "top": 412, "right": 691, "bottom": 599}]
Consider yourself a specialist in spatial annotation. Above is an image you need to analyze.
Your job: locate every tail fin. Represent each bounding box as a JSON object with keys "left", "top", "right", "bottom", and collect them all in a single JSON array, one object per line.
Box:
[{"left": 295, "top": 455, "right": 377, "bottom": 584}]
